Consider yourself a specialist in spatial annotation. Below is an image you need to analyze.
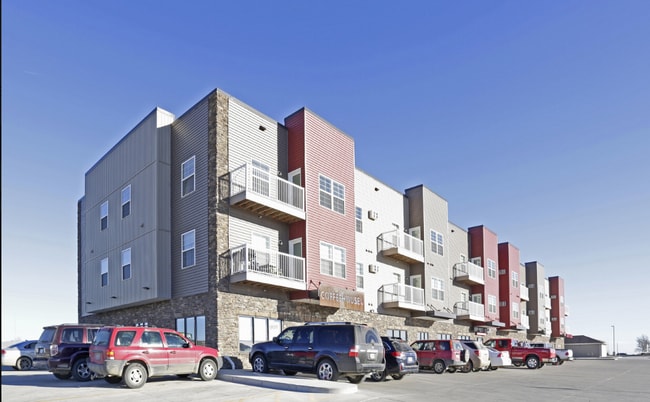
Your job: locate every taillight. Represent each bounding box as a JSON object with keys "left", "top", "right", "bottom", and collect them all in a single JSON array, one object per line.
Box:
[
  {"left": 391, "top": 351, "right": 402, "bottom": 358},
  {"left": 497, "top": 352, "right": 502, "bottom": 358},
  {"left": 50, "top": 345, "right": 58, "bottom": 356},
  {"left": 348, "top": 345, "right": 359, "bottom": 357},
  {"left": 106, "top": 348, "right": 115, "bottom": 359},
  {"left": 1, "top": 350, "right": 5, "bottom": 355},
  {"left": 474, "top": 350, "right": 480, "bottom": 356}
]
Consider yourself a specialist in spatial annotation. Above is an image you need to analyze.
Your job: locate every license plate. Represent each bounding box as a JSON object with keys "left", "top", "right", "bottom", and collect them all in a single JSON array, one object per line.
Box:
[
  {"left": 369, "top": 352, "right": 376, "bottom": 360},
  {"left": 407, "top": 356, "right": 414, "bottom": 363}
]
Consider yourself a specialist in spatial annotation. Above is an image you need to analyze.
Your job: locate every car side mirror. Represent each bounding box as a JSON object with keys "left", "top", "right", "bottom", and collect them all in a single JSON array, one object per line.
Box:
[
  {"left": 183, "top": 342, "right": 190, "bottom": 348},
  {"left": 273, "top": 336, "right": 279, "bottom": 343}
]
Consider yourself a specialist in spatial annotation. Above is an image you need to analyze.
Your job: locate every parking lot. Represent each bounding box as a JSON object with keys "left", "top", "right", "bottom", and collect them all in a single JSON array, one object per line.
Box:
[{"left": 2, "top": 357, "right": 649, "bottom": 402}]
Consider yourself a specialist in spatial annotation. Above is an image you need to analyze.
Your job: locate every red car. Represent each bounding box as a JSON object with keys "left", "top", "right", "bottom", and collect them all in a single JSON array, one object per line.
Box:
[
  {"left": 88, "top": 326, "right": 221, "bottom": 389},
  {"left": 410, "top": 339, "right": 469, "bottom": 374}
]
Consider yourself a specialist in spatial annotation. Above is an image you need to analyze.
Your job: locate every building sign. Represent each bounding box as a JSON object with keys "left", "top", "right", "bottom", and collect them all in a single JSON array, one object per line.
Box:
[{"left": 318, "top": 285, "right": 364, "bottom": 311}]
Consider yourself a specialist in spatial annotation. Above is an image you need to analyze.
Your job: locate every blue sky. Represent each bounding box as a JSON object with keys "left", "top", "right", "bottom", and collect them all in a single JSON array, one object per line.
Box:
[{"left": 2, "top": 0, "right": 649, "bottom": 353}]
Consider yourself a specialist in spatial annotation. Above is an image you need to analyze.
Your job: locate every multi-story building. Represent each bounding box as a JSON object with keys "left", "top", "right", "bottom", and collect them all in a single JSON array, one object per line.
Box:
[
  {"left": 78, "top": 88, "right": 568, "bottom": 365},
  {"left": 497, "top": 242, "right": 526, "bottom": 332},
  {"left": 548, "top": 276, "right": 568, "bottom": 339}
]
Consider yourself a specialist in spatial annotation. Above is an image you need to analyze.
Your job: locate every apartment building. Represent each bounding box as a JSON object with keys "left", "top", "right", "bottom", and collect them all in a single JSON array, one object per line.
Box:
[{"left": 78, "top": 88, "right": 567, "bottom": 365}]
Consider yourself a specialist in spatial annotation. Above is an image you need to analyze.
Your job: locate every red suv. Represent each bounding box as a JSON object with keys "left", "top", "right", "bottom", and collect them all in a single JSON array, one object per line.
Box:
[
  {"left": 88, "top": 326, "right": 221, "bottom": 389},
  {"left": 410, "top": 339, "right": 469, "bottom": 374}
]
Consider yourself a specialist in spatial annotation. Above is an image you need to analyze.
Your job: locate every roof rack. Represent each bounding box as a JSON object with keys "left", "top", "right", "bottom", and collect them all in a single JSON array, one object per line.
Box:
[{"left": 303, "top": 321, "right": 366, "bottom": 326}]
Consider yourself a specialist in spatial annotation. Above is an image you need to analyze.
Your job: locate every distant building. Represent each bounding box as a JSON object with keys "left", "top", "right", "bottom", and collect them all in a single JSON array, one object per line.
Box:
[
  {"left": 565, "top": 335, "right": 607, "bottom": 358},
  {"left": 77, "top": 88, "right": 571, "bottom": 366}
]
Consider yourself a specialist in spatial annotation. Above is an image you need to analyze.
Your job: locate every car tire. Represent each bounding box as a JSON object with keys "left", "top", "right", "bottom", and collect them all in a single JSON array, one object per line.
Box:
[
  {"left": 199, "top": 359, "right": 218, "bottom": 381},
  {"left": 123, "top": 363, "right": 148, "bottom": 389},
  {"left": 316, "top": 359, "right": 339, "bottom": 381},
  {"left": 16, "top": 357, "right": 32, "bottom": 371},
  {"left": 370, "top": 369, "right": 387, "bottom": 382},
  {"left": 104, "top": 376, "right": 123, "bottom": 384},
  {"left": 251, "top": 354, "right": 269, "bottom": 373},
  {"left": 432, "top": 360, "right": 446, "bottom": 374},
  {"left": 558, "top": 360, "right": 565, "bottom": 366},
  {"left": 53, "top": 373, "right": 72, "bottom": 380},
  {"left": 71, "top": 358, "right": 93, "bottom": 382},
  {"left": 461, "top": 360, "right": 473, "bottom": 373},
  {"left": 526, "top": 356, "right": 540, "bottom": 369},
  {"left": 513, "top": 362, "right": 522, "bottom": 367},
  {"left": 347, "top": 375, "right": 364, "bottom": 384},
  {"left": 391, "top": 374, "right": 404, "bottom": 380},
  {"left": 447, "top": 367, "right": 457, "bottom": 373}
]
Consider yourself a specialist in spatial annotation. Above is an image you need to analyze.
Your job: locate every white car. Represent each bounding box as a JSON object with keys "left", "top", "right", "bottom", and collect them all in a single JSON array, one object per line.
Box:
[
  {"left": 486, "top": 346, "right": 512, "bottom": 370},
  {"left": 1, "top": 340, "right": 37, "bottom": 371}
]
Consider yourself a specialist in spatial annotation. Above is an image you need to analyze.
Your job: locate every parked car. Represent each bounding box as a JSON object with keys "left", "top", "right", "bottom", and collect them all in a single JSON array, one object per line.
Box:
[
  {"left": 249, "top": 322, "right": 385, "bottom": 383},
  {"left": 460, "top": 340, "right": 491, "bottom": 372},
  {"left": 410, "top": 339, "right": 469, "bottom": 374},
  {"left": 369, "top": 337, "right": 419, "bottom": 381},
  {"left": 34, "top": 323, "right": 103, "bottom": 380},
  {"left": 88, "top": 325, "right": 221, "bottom": 389},
  {"left": 486, "top": 346, "right": 512, "bottom": 370},
  {"left": 1, "top": 340, "right": 37, "bottom": 371}
]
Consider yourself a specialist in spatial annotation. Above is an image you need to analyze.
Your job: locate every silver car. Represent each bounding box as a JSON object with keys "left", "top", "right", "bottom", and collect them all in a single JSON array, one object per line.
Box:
[
  {"left": 1, "top": 340, "right": 37, "bottom": 371},
  {"left": 460, "top": 340, "right": 491, "bottom": 372}
]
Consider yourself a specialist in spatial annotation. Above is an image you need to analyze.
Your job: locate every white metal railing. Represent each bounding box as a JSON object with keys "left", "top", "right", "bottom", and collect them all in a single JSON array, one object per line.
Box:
[
  {"left": 378, "top": 283, "right": 425, "bottom": 307},
  {"left": 520, "top": 284, "right": 529, "bottom": 300},
  {"left": 454, "top": 301, "right": 485, "bottom": 320},
  {"left": 520, "top": 314, "right": 530, "bottom": 329},
  {"left": 564, "top": 305, "right": 569, "bottom": 316},
  {"left": 378, "top": 230, "right": 424, "bottom": 257},
  {"left": 229, "top": 163, "right": 304, "bottom": 211},
  {"left": 230, "top": 244, "right": 305, "bottom": 283},
  {"left": 453, "top": 261, "right": 485, "bottom": 281}
]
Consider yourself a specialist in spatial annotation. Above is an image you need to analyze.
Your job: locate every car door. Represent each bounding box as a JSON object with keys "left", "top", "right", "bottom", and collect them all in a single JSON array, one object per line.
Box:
[
  {"left": 267, "top": 327, "right": 296, "bottom": 368},
  {"left": 138, "top": 330, "right": 168, "bottom": 376},
  {"left": 287, "top": 326, "right": 315, "bottom": 370},
  {"left": 164, "top": 331, "right": 196, "bottom": 374}
]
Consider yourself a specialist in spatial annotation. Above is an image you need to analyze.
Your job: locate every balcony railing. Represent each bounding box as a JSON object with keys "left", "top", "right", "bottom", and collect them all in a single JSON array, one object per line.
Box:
[
  {"left": 378, "top": 283, "right": 425, "bottom": 311},
  {"left": 564, "top": 305, "right": 569, "bottom": 316},
  {"left": 520, "top": 284, "right": 529, "bottom": 301},
  {"left": 229, "top": 244, "right": 306, "bottom": 290},
  {"left": 453, "top": 262, "right": 485, "bottom": 285},
  {"left": 454, "top": 301, "right": 485, "bottom": 322},
  {"left": 520, "top": 313, "right": 530, "bottom": 329},
  {"left": 378, "top": 230, "right": 424, "bottom": 263},
  {"left": 229, "top": 163, "right": 305, "bottom": 222}
]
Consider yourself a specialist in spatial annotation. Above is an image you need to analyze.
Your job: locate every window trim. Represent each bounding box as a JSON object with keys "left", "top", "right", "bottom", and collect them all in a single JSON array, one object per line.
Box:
[
  {"left": 181, "top": 156, "right": 196, "bottom": 197},
  {"left": 431, "top": 277, "right": 445, "bottom": 301},
  {"left": 100, "top": 201, "right": 108, "bottom": 231},
  {"left": 181, "top": 230, "right": 196, "bottom": 269},
  {"left": 121, "top": 248, "right": 132, "bottom": 280},
  {"left": 100, "top": 258, "right": 108, "bottom": 287},
  {"left": 319, "top": 174, "right": 345, "bottom": 215},
  {"left": 430, "top": 229, "right": 444, "bottom": 256},
  {"left": 121, "top": 185, "right": 131, "bottom": 218},
  {"left": 319, "top": 241, "right": 346, "bottom": 279}
]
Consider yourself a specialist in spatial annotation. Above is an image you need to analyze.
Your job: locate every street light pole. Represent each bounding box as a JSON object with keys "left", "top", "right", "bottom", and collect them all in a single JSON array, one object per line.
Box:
[{"left": 611, "top": 325, "right": 616, "bottom": 356}]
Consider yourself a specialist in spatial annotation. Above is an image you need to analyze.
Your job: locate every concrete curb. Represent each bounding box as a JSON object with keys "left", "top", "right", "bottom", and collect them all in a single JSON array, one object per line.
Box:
[{"left": 217, "top": 369, "right": 358, "bottom": 394}]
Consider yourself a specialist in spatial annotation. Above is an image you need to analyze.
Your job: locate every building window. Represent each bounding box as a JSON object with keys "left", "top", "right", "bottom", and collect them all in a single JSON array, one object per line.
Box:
[
  {"left": 100, "top": 201, "right": 108, "bottom": 230},
  {"left": 176, "top": 316, "right": 206, "bottom": 345},
  {"left": 431, "top": 277, "right": 445, "bottom": 301},
  {"left": 512, "top": 302, "right": 520, "bottom": 319},
  {"left": 487, "top": 259, "right": 497, "bottom": 279},
  {"left": 319, "top": 175, "right": 345, "bottom": 214},
  {"left": 181, "top": 156, "right": 195, "bottom": 197},
  {"left": 320, "top": 242, "right": 346, "bottom": 278},
  {"left": 182, "top": 230, "right": 196, "bottom": 268},
  {"left": 121, "top": 185, "right": 131, "bottom": 218},
  {"left": 100, "top": 258, "right": 108, "bottom": 287},
  {"left": 355, "top": 207, "right": 363, "bottom": 233},
  {"left": 512, "top": 271, "right": 519, "bottom": 288},
  {"left": 238, "top": 316, "right": 282, "bottom": 352},
  {"left": 387, "top": 329, "right": 407, "bottom": 341},
  {"left": 458, "top": 335, "right": 471, "bottom": 340},
  {"left": 356, "top": 262, "right": 364, "bottom": 289},
  {"left": 438, "top": 333, "right": 451, "bottom": 340},
  {"left": 488, "top": 295, "right": 497, "bottom": 314},
  {"left": 121, "top": 248, "right": 131, "bottom": 280},
  {"left": 417, "top": 332, "right": 429, "bottom": 340},
  {"left": 430, "top": 230, "right": 444, "bottom": 256}
]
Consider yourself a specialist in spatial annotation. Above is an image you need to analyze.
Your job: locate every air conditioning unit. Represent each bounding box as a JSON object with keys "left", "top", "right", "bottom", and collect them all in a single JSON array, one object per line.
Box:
[
  {"left": 368, "top": 264, "right": 379, "bottom": 273},
  {"left": 368, "top": 210, "right": 379, "bottom": 220}
]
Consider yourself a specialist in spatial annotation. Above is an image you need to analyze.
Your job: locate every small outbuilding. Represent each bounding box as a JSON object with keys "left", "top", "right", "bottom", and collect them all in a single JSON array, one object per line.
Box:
[{"left": 564, "top": 335, "right": 607, "bottom": 358}]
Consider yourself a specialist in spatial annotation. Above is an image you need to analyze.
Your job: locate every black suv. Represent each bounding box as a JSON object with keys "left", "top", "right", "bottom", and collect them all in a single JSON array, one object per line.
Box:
[
  {"left": 370, "top": 337, "right": 419, "bottom": 381},
  {"left": 249, "top": 322, "right": 385, "bottom": 383}
]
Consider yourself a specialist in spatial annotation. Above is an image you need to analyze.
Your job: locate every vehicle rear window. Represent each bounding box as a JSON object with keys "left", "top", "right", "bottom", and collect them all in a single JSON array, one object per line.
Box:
[
  {"left": 38, "top": 328, "right": 56, "bottom": 342},
  {"left": 92, "top": 328, "right": 113, "bottom": 346},
  {"left": 392, "top": 341, "right": 413, "bottom": 352},
  {"left": 115, "top": 331, "right": 137, "bottom": 346}
]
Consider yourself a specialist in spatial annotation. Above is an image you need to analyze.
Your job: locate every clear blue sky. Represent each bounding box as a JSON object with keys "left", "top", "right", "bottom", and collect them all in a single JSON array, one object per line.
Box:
[{"left": 2, "top": 0, "right": 649, "bottom": 354}]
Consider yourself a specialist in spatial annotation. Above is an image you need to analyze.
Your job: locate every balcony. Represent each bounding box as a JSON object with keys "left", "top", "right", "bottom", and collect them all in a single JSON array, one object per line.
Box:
[
  {"left": 379, "top": 283, "right": 425, "bottom": 312},
  {"left": 453, "top": 262, "right": 485, "bottom": 286},
  {"left": 229, "top": 244, "right": 306, "bottom": 290},
  {"left": 454, "top": 301, "right": 485, "bottom": 322},
  {"left": 229, "top": 163, "right": 305, "bottom": 223},
  {"left": 520, "top": 284, "right": 529, "bottom": 301},
  {"left": 564, "top": 305, "right": 569, "bottom": 316},
  {"left": 544, "top": 296, "right": 552, "bottom": 309},
  {"left": 520, "top": 313, "right": 530, "bottom": 330},
  {"left": 378, "top": 230, "right": 424, "bottom": 264}
]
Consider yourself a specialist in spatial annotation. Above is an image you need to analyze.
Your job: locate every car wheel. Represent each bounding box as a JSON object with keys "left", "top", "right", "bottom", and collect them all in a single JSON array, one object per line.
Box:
[
  {"left": 16, "top": 357, "right": 32, "bottom": 371},
  {"left": 432, "top": 360, "right": 446, "bottom": 374},
  {"left": 447, "top": 367, "right": 457, "bottom": 373},
  {"left": 251, "top": 354, "right": 269, "bottom": 373},
  {"left": 104, "top": 376, "right": 123, "bottom": 384},
  {"left": 199, "top": 359, "right": 218, "bottom": 381},
  {"left": 461, "top": 360, "right": 473, "bottom": 373},
  {"left": 282, "top": 370, "right": 297, "bottom": 376},
  {"left": 347, "top": 375, "right": 364, "bottom": 384},
  {"left": 391, "top": 374, "right": 404, "bottom": 380},
  {"left": 558, "top": 360, "right": 565, "bottom": 366},
  {"left": 53, "top": 373, "right": 72, "bottom": 380},
  {"left": 526, "top": 356, "right": 540, "bottom": 369},
  {"left": 513, "top": 362, "right": 522, "bottom": 367},
  {"left": 72, "top": 358, "right": 93, "bottom": 381},
  {"left": 370, "top": 369, "right": 387, "bottom": 382},
  {"left": 316, "top": 359, "right": 339, "bottom": 381},
  {"left": 123, "top": 363, "right": 148, "bottom": 389}
]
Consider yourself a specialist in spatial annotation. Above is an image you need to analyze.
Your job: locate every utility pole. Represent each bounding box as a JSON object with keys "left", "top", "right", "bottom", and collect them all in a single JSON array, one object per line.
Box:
[{"left": 611, "top": 325, "right": 616, "bottom": 356}]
